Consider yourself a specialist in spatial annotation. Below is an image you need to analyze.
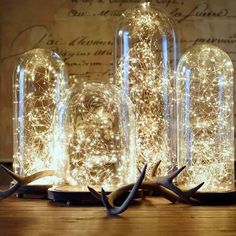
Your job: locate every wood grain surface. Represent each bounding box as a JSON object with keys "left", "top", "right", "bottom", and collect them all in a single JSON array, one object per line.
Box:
[
  {"left": 1, "top": 0, "right": 236, "bottom": 162},
  {"left": 0, "top": 196, "right": 235, "bottom": 236}
]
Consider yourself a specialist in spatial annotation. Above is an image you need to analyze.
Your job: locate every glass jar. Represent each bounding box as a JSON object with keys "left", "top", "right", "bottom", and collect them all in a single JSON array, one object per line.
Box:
[
  {"left": 58, "top": 82, "right": 136, "bottom": 192},
  {"left": 114, "top": 2, "right": 178, "bottom": 177},
  {"left": 177, "top": 44, "right": 234, "bottom": 192},
  {"left": 13, "top": 48, "right": 68, "bottom": 186}
]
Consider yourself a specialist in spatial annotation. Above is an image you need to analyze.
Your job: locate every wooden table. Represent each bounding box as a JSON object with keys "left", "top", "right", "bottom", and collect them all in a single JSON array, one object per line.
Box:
[{"left": 0, "top": 196, "right": 235, "bottom": 236}]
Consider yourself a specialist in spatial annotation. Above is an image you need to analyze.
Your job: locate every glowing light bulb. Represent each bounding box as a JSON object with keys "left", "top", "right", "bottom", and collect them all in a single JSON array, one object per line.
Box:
[
  {"left": 114, "top": 3, "right": 178, "bottom": 177},
  {"left": 177, "top": 44, "right": 234, "bottom": 192}
]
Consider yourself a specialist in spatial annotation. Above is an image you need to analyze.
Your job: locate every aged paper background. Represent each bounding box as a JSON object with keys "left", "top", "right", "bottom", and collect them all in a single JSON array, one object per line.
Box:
[{"left": 0, "top": 0, "right": 236, "bottom": 161}]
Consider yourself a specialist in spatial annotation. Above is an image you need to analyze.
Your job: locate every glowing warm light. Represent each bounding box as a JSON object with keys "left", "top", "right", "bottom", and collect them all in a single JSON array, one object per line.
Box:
[
  {"left": 177, "top": 44, "right": 234, "bottom": 192},
  {"left": 56, "top": 82, "right": 136, "bottom": 191},
  {"left": 13, "top": 48, "right": 68, "bottom": 185},
  {"left": 114, "top": 3, "right": 178, "bottom": 177}
]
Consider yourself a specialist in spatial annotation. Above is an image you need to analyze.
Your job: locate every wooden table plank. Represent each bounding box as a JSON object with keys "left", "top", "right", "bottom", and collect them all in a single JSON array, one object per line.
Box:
[{"left": 0, "top": 196, "right": 236, "bottom": 236}]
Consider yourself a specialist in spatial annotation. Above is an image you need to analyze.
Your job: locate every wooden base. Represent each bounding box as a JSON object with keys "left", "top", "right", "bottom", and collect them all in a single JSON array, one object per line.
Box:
[
  {"left": 48, "top": 186, "right": 144, "bottom": 205},
  {"left": 16, "top": 185, "right": 51, "bottom": 199},
  {"left": 48, "top": 187, "right": 104, "bottom": 205},
  {"left": 192, "top": 190, "right": 236, "bottom": 205}
]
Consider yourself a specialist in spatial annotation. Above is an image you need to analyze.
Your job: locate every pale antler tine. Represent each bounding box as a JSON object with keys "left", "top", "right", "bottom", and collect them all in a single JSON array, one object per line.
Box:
[
  {"left": 151, "top": 160, "right": 161, "bottom": 177},
  {"left": 0, "top": 182, "right": 20, "bottom": 200},
  {"left": 22, "top": 170, "right": 55, "bottom": 185},
  {"left": 0, "top": 168, "right": 55, "bottom": 201},
  {"left": 0, "top": 165, "right": 22, "bottom": 182},
  {"left": 87, "top": 186, "right": 102, "bottom": 200},
  {"left": 101, "top": 164, "right": 147, "bottom": 215},
  {"left": 0, "top": 166, "right": 55, "bottom": 184}
]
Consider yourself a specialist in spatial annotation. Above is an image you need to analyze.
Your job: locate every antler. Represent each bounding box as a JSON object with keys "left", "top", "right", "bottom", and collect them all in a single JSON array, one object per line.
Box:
[
  {"left": 88, "top": 162, "right": 204, "bottom": 215},
  {"left": 0, "top": 165, "right": 55, "bottom": 200},
  {"left": 157, "top": 166, "right": 204, "bottom": 204},
  {"left": 89, "top": 161, "right": 178, "bottom": 203},
  {"left": 100, "top": 164, "right": 147, "bottom": 215}
]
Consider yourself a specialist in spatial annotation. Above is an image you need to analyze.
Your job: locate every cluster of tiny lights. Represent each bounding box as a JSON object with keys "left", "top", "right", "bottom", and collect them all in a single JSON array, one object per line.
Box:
[
  {"left": 177, "top": 44, "right": 234, "bottom": 192},
  {"left": 66, "top": 83, "right": 135, "bottom": 191},
  {"left": 115, "top": 3, "right": 176, "bottom": 177},
  {"left": 13, "top": 49, "right": 67, "bottom": 185}
]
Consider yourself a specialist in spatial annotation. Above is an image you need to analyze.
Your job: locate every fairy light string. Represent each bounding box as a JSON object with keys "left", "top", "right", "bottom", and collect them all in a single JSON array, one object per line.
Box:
[
  {"left": 177, "top": 44, "right": 234, "bottom": 192},
  {"left": 114, "top": 3, "right": 177, "bottom": 177},
  {"left": 13, "top": 49, "right": 135, "bottom": 190},
  {"left": 65, "top": 82, "right": 135, "bottom": 191},
  {"left": 13, "top": 49, "right": 68, "bottom": 185}
]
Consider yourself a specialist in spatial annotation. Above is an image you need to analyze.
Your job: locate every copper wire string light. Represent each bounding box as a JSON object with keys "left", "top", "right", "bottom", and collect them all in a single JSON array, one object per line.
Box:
[
  {"left": 52, "top": 82, "right": 137, "bottom": 192},
  {"left": 177, "top": 44, "right": 234, "bottom": 192},
  {"left": 13, "top": 48, "right": 68, "bottom": 185},
  {"left": 10, "top": 4, "right": 235, "bottom": 206},
  {"left": 114, "top": 2, "right": 178, "bottom": 177}
]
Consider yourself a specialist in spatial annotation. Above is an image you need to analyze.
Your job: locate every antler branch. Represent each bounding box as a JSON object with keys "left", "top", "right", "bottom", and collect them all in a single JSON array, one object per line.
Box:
[
  {"left": 99, "top": 164, "right": 147, "bottom": 215},
  {"left": 0, "top": 165, "right": 55, "bottom": 200},
  {"left": 158, "top": 166, "right": 204, "bottom": 204},
  {"left": 88, "top": 162, "right": 204, "bottom": 215}
]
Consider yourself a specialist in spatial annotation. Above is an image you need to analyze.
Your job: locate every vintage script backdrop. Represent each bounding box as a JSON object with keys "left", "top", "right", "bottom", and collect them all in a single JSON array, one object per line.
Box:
[{"left": 0, "top": 0, "right": 236, "bottom": 161}]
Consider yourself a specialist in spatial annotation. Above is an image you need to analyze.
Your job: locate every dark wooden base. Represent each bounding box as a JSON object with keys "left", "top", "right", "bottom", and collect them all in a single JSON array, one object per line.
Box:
[
  {"left": 48, "top": 187, "right": 104, "bottom": 205},
  {"left": 192, "top": 190, "right": 236, "bottom": 205},
  {"left": 16, "top": 185, "right": 51, "bottom": 199},
  {"left": 48, "top": 186, "right": 144, "bottom": 206}
]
